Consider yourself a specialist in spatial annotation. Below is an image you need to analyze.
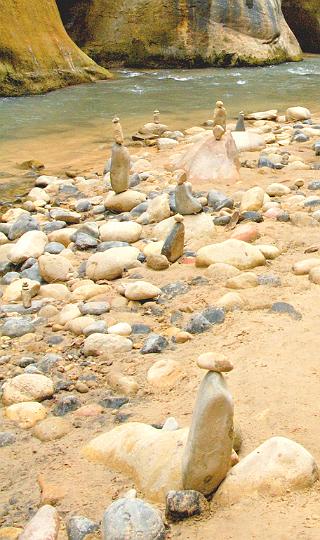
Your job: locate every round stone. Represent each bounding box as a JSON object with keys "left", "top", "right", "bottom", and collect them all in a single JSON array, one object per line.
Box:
[{"left": 197, "top": 352, "right": 233, "bottom": 372}]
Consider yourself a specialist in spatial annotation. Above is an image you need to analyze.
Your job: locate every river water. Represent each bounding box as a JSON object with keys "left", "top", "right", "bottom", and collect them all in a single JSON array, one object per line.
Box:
[{"left": 0, "top": 56, "right": 319, "bottom": 200}]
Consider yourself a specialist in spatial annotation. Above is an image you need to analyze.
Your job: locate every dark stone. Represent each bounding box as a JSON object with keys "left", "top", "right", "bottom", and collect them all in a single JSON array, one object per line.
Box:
[
  {"left": 314, "top": 142, "right": 320, "bottom": 156},
  {"left": 37, "top": 353, "right": 62, "bottom": 373},
  {"left": 308, "top": 181, "right": 320, "bottom": 190},
  {"left": 20, "top": 257, "right": 37, "bottom": 271},
  {"left": 0, "top": 317, "right": 35, "bottom": 338},
  {"left": 78, "top": 261, "right": 87, "bottom": 277},
  {"left": 67, "top": 516, "right": 99, "bottom": 540},
  {"left": 165, "top": 490, "right": 208, "bottom": 521},
  {"left": 8, "top": 214, "right": 40, "bottom": 241},
  {"left": 258, "top": 157, "right": 283, "bottom": 169},
  {"left": 270, "top": 302, "right": 302, "bottom": 320},
  {"left": 0, "top": 355, "right": 10, "bottom": 365},
  {"left": 16, "top": 356, "right": 36, "bottom": 368},
  {"left": 292, "top": 132, "right": 309, "bottom": 143},
  {"left": 131, "top": 323, "right": 151, "bottom": 334},
  {"left": 54, "top": 379, "right": 73, "bottom": 392},
  {"left": 137, "top": 253, "right": 146, "bottom": 263},
  {"left": 304, "top": 199, "right": 320, "bottom": 208},
  {"left": 44, "top": 242, "right": 65, "bottom": 254},
  {"left": 102, "top": 498, "right": 165, "bottom": 540},
  {"left": 97, "top": 241, "right": 129, "bottom": 252},
  {"left": 79, "top": 302, "right": 110, "bottom": 316},
  {"left": 0, "top": 261, "right": 14, "bottom": 277},
  {"left": 1, "top": 272, "right": 20, "bottom": 285},
  {"left": 161, "top": 281, "right": 190, "bottom": 298},
  {"left": 170, "top": 311, "right": 183, "bottom": 325},
  {"left": 201, "top": 307, "right": 225, "bottom": 325},
  {"left": 240, "top": 211, "right": 264, "bottom": 223},
  {"left": 99, "top": 396, "right": 129, "bottom": 409},
  {"left": 74, "top": 232, "right": 98, "bottom": 250},
  {"left": 213, "top": 215, "right": 231, "bottom": 226},
  {"left": 161, "top": 221, "right": 184, "bottom": 263},
  {"left": 141, "top": 333, "right": 168, "bottom": 354},
  {"left": 191, "top": 276, "right": 209, "bottom": 286},
  {"left": 130, "top": 202, "right": 148, "bottom": 216},
  {"left": 75, "top": 200, "right": 92, "bottom": 213},
  {"left": 0, "top": 432, "right": 16, "bottom": 448},
  {"left": 277, "top": 212, "right": 290, "bottom": 222},
  {"left": 0, "top": 301, "right": 44, "bottom": 315},
  {"left": 207, "top": 190, "right": 234, "bottom": 211},
  {"left": 42, "top": 221, "right": 66, "bottom": 234},
  {"left": 77, "top": 223, "right": 100, "bottom": 239},
  {"left": 129, "top": 173, "right": 141, "bottom": 188},
  {"left": 21, "top": 262, "right": 42, "bottom": 282},
  {"left": 258, "top": 275, "right": 281, "bottom": 287},
  {"left": 52, "top": 395, "right": 81, "bottom": 416},
  {"left": 185, "top": 314, "right": 212, "bottom": 334},
  {"left": 47, "top": 335, "right": 64, "bottom": 345}
]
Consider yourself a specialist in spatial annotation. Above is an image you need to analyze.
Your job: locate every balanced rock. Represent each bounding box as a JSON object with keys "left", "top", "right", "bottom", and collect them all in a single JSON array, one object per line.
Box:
[
  {"left": 175, "top": 175, "right": 202, "bottom": 215},
  {"left": 215, "top": 437, "right": 318, "bottom": 504},
  {"left": 161, "top": 214, "right": 184, "bottom": 263},
  {"left": 197, "top": 352, "right": 233, "bottom": 372},
  {"left": 102, "top": 498, "right": 165, "bottom": 540},
  {"left": 38, "top": 254, "right": 74, "bottom": 283},
  {"left": 86, "top": 247, "right": 140, "bottom": 281},
  {"left": 2, "top": 278, "right": 40, "bottom": 303},
  {"left": 124, "top": 281, "right": 161, "bottom": 301},
  {"left": 100, "top": 221, "right": 142, "bottom": 243},
  {"left": 8, "top": 231, "right": 47, "bottom": 264},
  {"left": 196, "top": 239, "right": 266, "bottom": 270},
  {"left": 110, "top": 143, "right": 130, "bottom": 194},
  {"left": 2, "top": 374, "right": 54, "bottom": 405},
  {"left": 19, "top": 505, "right": 60, "bottom": 540}
]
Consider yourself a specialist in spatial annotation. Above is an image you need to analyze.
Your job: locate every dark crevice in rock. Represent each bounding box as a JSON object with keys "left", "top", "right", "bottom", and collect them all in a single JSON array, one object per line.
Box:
[{"left": 282, "top": 0, "right": 320, "bottom": 53}]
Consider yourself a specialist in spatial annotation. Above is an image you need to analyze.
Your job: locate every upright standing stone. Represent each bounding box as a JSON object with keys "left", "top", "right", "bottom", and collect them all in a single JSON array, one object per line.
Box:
[
  {"left": 182, "top": 371, "right": 234, "bottom": 495},
  {"left": 19, "top": 505, "right": 60, "bottom": 540},
  {"left": 153, "top": 109, "right": 160, "bottom": 124},
  {"left": 110, "top": 117, "right": 130, "bottom": 194},
  {"left": 174, "top": 171, "right": 202, "bottom": 215},
  {"left": 235, "top": 112, "right": 245, "bottom": 132},
  {"left": 213, "top": 125, "right": 225, "bottom": 141},
  {"left": 213, "top": 100, "right": 227, "bottom": 131},
  {"left": 161, "top": 214, "right": 185, "bottom": 262}
]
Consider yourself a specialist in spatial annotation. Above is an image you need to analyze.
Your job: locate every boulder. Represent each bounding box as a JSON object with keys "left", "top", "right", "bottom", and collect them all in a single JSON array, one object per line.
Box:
[
  {"left": 86, "top": 247, "right": 140, "bottom": 281},
  {"left": 38, "top": 254, "right": 74, "bottom": 283},
  {"left": 286, "top": 107, "right": 311, "bottom": 121},
  {"left": 215, "top": 437, "right": 318, "bottom": 504},
  {"left": 2, "top": 374, "right": 54, "bottom": 405},
  {"left": 8, "top": 231, "right": 47, "bottom": 264},
  {"left": 196, "top": 239, "right": 266, "bottom": 270},
  {"left": 231, "top": 132, "right": 266, "bottom": 152}
]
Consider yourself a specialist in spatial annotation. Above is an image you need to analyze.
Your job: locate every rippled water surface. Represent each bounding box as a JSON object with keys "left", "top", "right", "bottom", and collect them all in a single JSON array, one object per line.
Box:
[{"left": 1, "top": 57, "right": 320, "bottom": 143}]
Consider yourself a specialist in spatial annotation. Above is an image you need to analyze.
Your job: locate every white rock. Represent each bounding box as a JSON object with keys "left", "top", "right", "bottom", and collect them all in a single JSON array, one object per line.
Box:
[
  {"left": 2, "top": 374, "right": 54, "bottom": 405},
  {"left": 105, "top": 191, "right": 147, "bottom": 213},
  {"left": 108, "top": 323, "right": 132, "bottom": 336},
  {"left": 83, "top": 333, "right": 132, "bottom": 357},
  {"left": 8, "top": 231, "right": 48, "bottom": 264},
  {"left": 86, "top": 247, "right": 140, "bottom": 281},
  {"left": 124, "top": 281, "right": 162, "bottom": 301},
  {"left": 28, "top": 187, "right": 50, "bottom": 203},
  {"left": 19, "top": 505, "right": 60, "bottom": 540},
  {"left": 196, "top": 239, "right": 265, "bottom": 270},
  {"left": 286, "top": 107, "right": 311, "bottom": 121},
  {"left": 231, "top": 132, "right": 266, "bottom": 152},
  {"left": 197, "top": 352, "right": 233, "bottom": 372},
  {"left": 100, "top": 222, "right": 142, "bottom": 243}
]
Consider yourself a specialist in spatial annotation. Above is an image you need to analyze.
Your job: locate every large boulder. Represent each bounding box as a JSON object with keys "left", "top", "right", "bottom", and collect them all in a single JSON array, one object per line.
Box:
[
  {"left": 282, "top": 0, "right": 320, "bottom": 54},
  {"left": 8, "top": 231, "right": 47, "bottom": 264},
  {"left": 196, "top": 239, "right": 266, "bottom": 270},
  {"left": 60, "top": 0, "right": 301, "bottom": 67},
  {"left": 0, "top": 0, "right": 110, "bottom": 96}
]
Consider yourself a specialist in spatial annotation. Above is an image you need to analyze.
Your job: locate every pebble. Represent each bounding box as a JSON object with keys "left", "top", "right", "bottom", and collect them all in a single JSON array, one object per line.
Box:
[
  {"left": 0, "top": 432, "right": 16, "bottom": 447},
  {"left": 124, "top": 281, "right": 162, "bottom": 301},
  {"left": 197, "top": 352, "right": 234, "bottom": 372},
  {"left": 146, "top": 253, "right": 170, "bottom": 270}
]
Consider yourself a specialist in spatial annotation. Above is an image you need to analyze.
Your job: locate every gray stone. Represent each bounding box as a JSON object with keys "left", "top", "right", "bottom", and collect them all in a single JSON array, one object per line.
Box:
[
  {"left": 130, "top": 202, "right": 148, "bottom": 216},
  {"left": 185, "top": 314, "right": 212, "bottom": 334},
  {"left": 270, "top": 302, "right": 302, "bottom": 320},
  {"left": 0, "top": 432, "right": 16, "bottom": 447},
  {"left": 99, "top": 396, "right": 129, "bottom": 409},
  {"left": 102, "top": 498, "right": 165, "bottom": 540},
  {"left": 240, "top": 211, "right": 263, "bottom": 223},
  {"left": 67, "top": 516, "right": 99, "bottom": 540},
  {"left": 110, "top": 143, "right": 130, "bottom": 194},
  {"left": 79, "top": 302, "right": 110, "bottom": 316},
  {"left": 97, "top": 241, "right": 129, "bottom": 252},
  {"left": 75, "top": 200, "right": 92, "bottom": 213},
  {"left": 258, "top": 275, "right": 281, "bottom": 287},
  {"left": 1, "top": 271, "right": 20, "bottom": 285},
  {"left": 8, "top": 214, "right": 39, "bottom": 241},
  {"left": 161, "top": 219, "right": 184, "bottom": 263},
  {"left": 21, "top": 262, "right": 42, "bottom": 283},
  {"left": 78, "top": 223, "right": 100, "bottom": 239},
  {"left": 50, "top": 208, "right": 80, "bottom": 224},
  {"left": 141, "top": 333, "right": 168, "bottom": 354},
  {"left": 234, "top": 112, "right": 245, "bottom": 132},
  {"left": 161, "top": 281, "right": 190, "bottom": 298},
  {"left": 213, "top": 216, "right": 231, "bottom": 226},
  {"left": 52, "top": 395, "right": 81, "bottom": 416},
  {"left": 182, "top": 372, "right": 234, "bottom": 494},
  {"left": 207, "top": 191, "right": 234, "bottom": 211},
  {"left": 45, "top": 242, "right": 65, "bottom": 254},
  {"left": 175, "top": 182, "right": 202, "bottom": 215},
  {"left": 42, "top": 221, "right": 66, "bottom": 234},
  {"left": 308, "top": 181, "right": 320, "bottom": 190},
  {"left": 0, "top": 317, "right": 35, "bottom": 338},
  {"left": 74, "top": 232, "right": 98, "bottom": 250},
  {"left": 131, "top": 324, "right": 151, "bottom": 334},
  {"left": 37, "top": 354, "right": 62, "bottom": 373},
  {"left": 201, "top": 307, "right": 225, "bottom": 325},
  {"left": 84, "top": 321, "right": 107, "bottom": 336}
]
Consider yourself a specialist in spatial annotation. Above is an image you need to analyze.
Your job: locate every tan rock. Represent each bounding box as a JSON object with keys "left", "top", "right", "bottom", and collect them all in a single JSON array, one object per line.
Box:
[
  {"left": 66, "top": 316, "right": 96, "bottom": 335},
  {"left": 205, "top": 263, "right": 240, "bottom": 281},
  {"left": 146, "top": 254, "right": 170, "bottom": 270},
  {"left": 216, "top": 292, "right": 245, "bottom": 311},
  {"left": 266, "top": 183, "right": 291, "bottom": 197},
  {"left": 309, "top": 266, "right": 320, "bottom": 284},
  {"left": 100, "top": 221, "right": 142, "bottom": 243},
  {"left": 48, "top": 228, "right": 77, "bottom": 247},
  {"left": 196, "top": 239, "right": 265, "bottom": 270},
  {"left": 105, "top": 190, "right": 147, "bottom": 213},
  {"left": 39, "top": 254, "right": 74, "bottom": 283},
  {"left": 33, "top": 417, "right": 71, "bottom": 441},
  {"left": 257, "top": 244, "right": 280, "bottom": 260},
  {"left": 147, "top": 359, "right": 182, "bottom": 388},
  {"left": 240, "top": 187, "right": 265, "bottom": 212},
  {"left": 290, "top": 212, "right": 319, "bottom": 228},
  {"left": 226, "top": 272, "right": 258, "bottom": 289},
  {"left": 0, "top": 528, "right": 22, "bottom": 540},
  {"left": 107, "top": 370, "right": 139, "bottom": 396},
  {"left": 71, "top": 283, "right": 109, "bottom": 301},
  {"left": 8, "top": 231, "right": 47, "bottom": 264},
  {"left": 19, "top": 505, "right": 60, "bottom": 540},
  {"left": 286, "top": 107, "right": 311, "bottom": 121},
  {"left": 108, "top": 322, "right": 132, "bottom": 336},
  {"left": 292, "top": 258, "right": 320, "bottom": 275},
  {"left": 39, "top": 284, "right": 71, "bottom": 302},
  {"left": 147, "top": 194, "right": 171, "bottom": 223},
  {"left": 37, "top": 474, "right": 66, "bottom": 506},
  {"left": 2, "top": 374, "right": 54, "bottom": 405},
  {"left": 175, "top": 331, "right": 192, "bottom": 343},
  {"left": 143, "top": 241, "right": 164, "bottom": 257},
  {"left": 83, "top": 333, "right": 132, "bottom": 357},
  {"left": 215, "top": 437, "right": 318, "bottom": 504},
  {"left": 2, "top": 278, "right": 40, "bottom": 303},
  {"left": 124, "top": 281, "right": 162, "bottom": 301},
  {"left": 86, "top": 247, "right": 140, "bottom": 281},
  {"left": 197, "top": 352, "right": 233, "bottom": 373},
  {"left": 57, "top": 304, "right": 82, "bottom": 326},
  {"left": 5, "top": 402, "right": 47, "bottom": 428}
]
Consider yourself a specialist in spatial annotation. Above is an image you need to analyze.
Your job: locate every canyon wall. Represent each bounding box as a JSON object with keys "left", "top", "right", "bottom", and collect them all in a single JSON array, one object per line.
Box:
[
  {"left": 0, "top": 0, "right": 111, "bottom": 97},
  {"left": 57, "top": 0, "right": 302, "bottom": 68},
  {"left": 282, "top": 1, "right": 320, "bottom": 53}
]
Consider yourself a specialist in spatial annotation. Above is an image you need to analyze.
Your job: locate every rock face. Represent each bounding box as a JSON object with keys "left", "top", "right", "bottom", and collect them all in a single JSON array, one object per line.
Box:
[
  {"left": 282, "top": 1, "right": 320, "bottom": 53},
  {"left": 60, "top": 0, "right": 301, "bottom": 67},
  {"left": 0, "top": 0, "right": 110, "bottom": 96}
]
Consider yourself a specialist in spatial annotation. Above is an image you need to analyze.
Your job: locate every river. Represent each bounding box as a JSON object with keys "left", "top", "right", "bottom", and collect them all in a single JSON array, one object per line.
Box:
[{"left": 0, "top": 56, "right": 319, "bottom": 201}]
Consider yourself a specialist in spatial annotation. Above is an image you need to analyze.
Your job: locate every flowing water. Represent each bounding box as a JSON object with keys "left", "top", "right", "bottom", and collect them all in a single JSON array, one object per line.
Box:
[{"left": 0, "top": 56, "right": 319, "bottom": 200}]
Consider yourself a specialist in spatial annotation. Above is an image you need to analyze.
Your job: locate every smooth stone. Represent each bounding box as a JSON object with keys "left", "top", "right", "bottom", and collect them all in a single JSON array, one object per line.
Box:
[
  {"left": 44, "top": 242, "right": 65, "bottom": 254},
  {"left": 147, "top": 359, "right": 182, "bottom": 388},
  {"left": 86, "top": 247, "right": 140, "bottom": 281},
  {"left": 207, "top": 190, "right": 234, "bottom": 211},
  {"left": 309, "top": 266, "right": 320, "bottom": 284},
  {"left": 266, "top": 183, "right": 291, "bottom": 197},
  {"left": 290, "top": 212, "right": 319, "bottom": 227},
  {"left": 5, "top": 401, "right": 47, "bottom": 429},
  {"left": 124, "top": 281, "right": 162, "bottom": 301},
  {"left": 110, "top": 143, "right": 130, "bottom": 194},
  {"left": 213, "top": 215, "right": 231, "bottom": 226},
  {"left": 240, "top": 187, "right": 265, "bottom": 212},
  {"left": 230, "top": 223, "right": 260, "bottom": 243},
  {"left": 21, "top": 262, "right": 42, "bottom": 283},
  {"left": 141, "top": 333, "right": 168, "bottom": 354},
  {"left": 1, "top": 271, "right": 20, "bottom": 285},
  {"left": 74, "top": 232, "right": 98, "bottom": 250},
  {"left": 257, "top": 244, "right": 280, "bottom": 259},
  {"left": 201, "top": 307, "right": 225, "bottom": 325},
  {"left": 79, "top": 301, "right": 110, "bottom": 316},
  {"left": 19, "top": 505, "right": 60, "bottom": 540},
  {"left": 308, "top": 181, "right": 320, "bottom": 190},
  {"left": 245, "top": 110, "right": 278, "bottom": 121},
  {"left": 38, "top": 254, "right": 74, "bottom": 283},
  {"left": 270, "top": 302, "right": 302, "bottom": 320},
  {"left": 161, "top": 219, "right": 184, "bottom": 263},
  {"left": 196, "top": 239, "right": 265, "bottom": 270},
  {"left": 0, "top": 432, "right": 16, "bottom": 447},
  {"left": 83, "top": 333, "right": 132, "bottom": 357},
  {"left": 67, "top": 516, "right": 99, "bottom": 540},
  {"left": 286, "top": 107, "right": 311, "bottom": 121},
  {"left": 39, "top": 284, "right": 71, "bottom": 302},
  {"left": 175, "top": 183, "right": 202, "bottom": 215},
  {"left": 216, "top": 292, "right": 245, "bottom": 311},
  {"left": 2, "top": 374, "right": 54, "bottom": 405},
  {"left": 108, "top": 322, "right": 132, "bottom": 336},
  {"left": 57, "top": 304, "right": 82, "bottom": 326},
  {"left": 42, "top": 221, "right": 66, "bottom": 234},
  {"left": 97, "top": 241, "right": 129, "bottom": 252},
  {"left": 215, "top": 437, "right": 318, "bottom": 504},
  {"left": 8, "top": 214, "right": 40, "bottom": 241},
  {"left": 146, "top": 254, "right": 170, "bottom": 270},
  {"left": 28, "top": 186, "right": 50, "bottom": 203},
  {"left": 165, "top": 490, "right": 208, "bottom": 521},
  {"left": 147, "top": 194, "right": 171, "bottom": 223},
  {"left": 8, "top": 231, "right": 48, "bottom": 264},
  {"left": 197, "top": 352, "right": 233, "bottom": 372},
  {"left": 71, "top": 283, "right": 109, "bottom": 302},
  {"left": 33, "top": 417, "right": 71, "bottom": 441},
  {"left": 100, "top": 221, "right": 142, "bottom": 243},
  {"left": 204, "top": 263, "right": 240, "bottom": 281},
  {"left": 75, "top": 199, "right": 92, "bottom": 212},
  {"left": 49, "top": 209, "right": 81, "bottom": 224},
  {"left": 48, "top": 228, "right": 78, "bottom": 247},
  {"left": 52, "top": 395, "right": 80, "bottom": 416},
  {"left": 226, "top": 272, "right": 259, "bottom": 289},
  {"left": 102, "top": 498, "right": 165, "bottom": 540},
  {"left": 182, "top": 372, "right": 234, "bottom": 494},
  {"left": 66, "top": 316, "right": 96, "bottom": 335},
  {"left": 0, "top": 317, "right": 35, "bottom": 338},
  {"left": 105, "top": 190, "right": 147, "bottom": 213},
  {"left": 292, "top": 258, "right": 320, "bottom": 275}
]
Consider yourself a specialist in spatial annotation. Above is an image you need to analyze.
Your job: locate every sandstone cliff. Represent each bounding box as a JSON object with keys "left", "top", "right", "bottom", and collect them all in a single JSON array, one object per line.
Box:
[
  {"left": 58, "top": 0, "right": 302, "bottom": 67},
  {"left": 282, "top": 1, "right": 320, "bottom": 53},
  {"left": 0, "top": 0, "right": 111, "bottom": 97}
]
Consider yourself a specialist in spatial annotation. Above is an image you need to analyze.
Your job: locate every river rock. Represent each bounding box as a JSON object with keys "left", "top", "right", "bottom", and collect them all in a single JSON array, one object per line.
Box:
[
  {"left": 240, "top": 187, "right": 265, "bottom": 212},
  {"left": 0, "top": 317, "right": 35, "bottom": 338},
  {"left": 79, "top": 301, "right": 110, "bottom": 316},
  {"left": 309, "top": 266, "right": 320, "bottom": 284},
  {"left": 71, "top": 283, "right": 109, "bottom": 302},
  {"left": 215, "top": 437, "right": 318, "bottom": 504},
  {"left": 146, "top": 254, "right": 170, "bottom": 270},
  {"left": 147, "top": 194, "right": 171, "bottom": 223},
  {"left": 290, "top": 212, "right": 319, "bottom": 227},
  {"left": 102, "top": 498, "right": 165, "bottom": 540},
  {"left": 8, "top": 230, "right": 47, "bottom": 264},
  {"left": 5, "top": 401, "right": 47, "bottom": 429},
  {"left": 2, "top": 278, "right": 40, "bottom": 302},
  {"left": 66, "top": 316, "right": 96, "bottom": 335},
  {"left": 231, "top": 132, "right": 266, "bottom": 152},
  {"left": 105, "top": 190, "right": 147, "bottom": 212},
  {"left": 196, "top": 239, "right": 266, "bottom": 270},
  {"left": 50, "top": 209, "right": 81, "bottom": 224},
  {"left": 19, "top": 505, "right": 60, "bottom": 540},
  {"left": 257, "top": 244, "right": 280, "bottom": 260},
  {"left": 226, "top": 272, "right": 259, "bottom": 289},
  {"left": 100, "top": 221, "right": 142, "bottom": 243},
  {"left": 48, "top": 228, "right": 77, "bottom": 247},
  {"left": 165, "top": 490, "right": 208, "bottom": 521},
  {"left": 8, "top": 213, "right": 40, "bottom": 241},
  {"left": 86, "top": 247, "right": 140, "bottom": 281},
  {"left": 2, "top": 374, "right": 54, "bottom": 405},
  {"left": 175, "top": 181, "right": 202, "bottom": 215},
  {"left": 216, "top": 292, "right": 245, "bottom": 311},
  {"left": 205, "top": 263, "right": 240, "bottom": 281},
  {"left": 39, "top": 284, "right": 71, "bottom": 302},
  {"left": 141, "top": 333, "right": 168, "bottom": 354},
  {"left": 182, "top": 372, "right": 234, "bottom": 494},
  {"left": 57, "top": 304, "right": 82, "bottom": 326},
  {"left": 108, "top": 322, "right": 132, "bottom": 336},
  {"left": 286, "top": 107, "right": 311, "bottom": 121},
  {"left": 147, "top": 359, "right": 182, "bottom": 388},
  {"left": 110, "top": 143, "right": 130, "bottom": 193},
  {"left": 196, "top": 352, "right": 233, "bottom": 373},
  {"left": 266, "top": 183, "right": 291, "bottom": 197},
  {"left": 83, "top": 333, "right": 132, "bottom": 357},
  {"left": 161, "top": 215, "right": 184, "bottom": 262},
  {"left": 292, "top": 258, "right": 320, "bottom": 275},
  {"left": 33, "top": 417, "right": 72, "bottom": 441},
  {"left": 67, "top": 516, "right": 99, "bottom": 540},
  {"left": 230, "top": 223, "right": 260, "bottom": 243},
  {"left": 124, "top": 281, "right": 161, "bottom": 301},
  {"left": 38, "top": 254, "right": 74, "bottom": 283}
]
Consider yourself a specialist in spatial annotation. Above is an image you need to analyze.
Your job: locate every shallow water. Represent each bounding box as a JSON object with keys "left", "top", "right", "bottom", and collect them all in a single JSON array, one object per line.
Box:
[{"left": 0, "top": 56, "right": 319, "bottom": 200}]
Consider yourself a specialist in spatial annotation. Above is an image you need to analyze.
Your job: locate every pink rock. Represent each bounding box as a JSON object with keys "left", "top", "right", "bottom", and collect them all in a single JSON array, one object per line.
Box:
[
  {"left": 19, "top": 505, "right": 60, "bottom": 540},
  {"left": 230, "top": 223, "right": 259, "bottom": 243},
  {"left": 264, "top": 207, "right": 283, "bottom": 219}
]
